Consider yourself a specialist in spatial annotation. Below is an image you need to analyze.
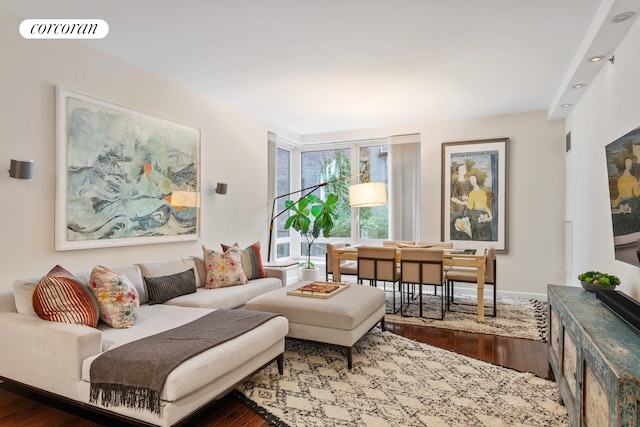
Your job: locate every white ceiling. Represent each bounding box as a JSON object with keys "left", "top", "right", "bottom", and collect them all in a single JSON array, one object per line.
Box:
[{"left": 2, "top": 0, "right": 639, "bottom": 135}]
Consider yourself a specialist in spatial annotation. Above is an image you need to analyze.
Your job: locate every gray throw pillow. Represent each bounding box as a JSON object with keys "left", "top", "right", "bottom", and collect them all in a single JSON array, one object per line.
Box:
[{"left": 144, "top": 268, "right": 197, "bottom": 305}]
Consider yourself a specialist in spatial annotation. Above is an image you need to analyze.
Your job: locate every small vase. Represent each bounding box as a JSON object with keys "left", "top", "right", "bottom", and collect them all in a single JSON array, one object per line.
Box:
[
  {"left": 580, "top": 281, "right": 617, "bottom": 292},
  {"left": 300, "top": 267, "right": 319, "bottom": 282}
]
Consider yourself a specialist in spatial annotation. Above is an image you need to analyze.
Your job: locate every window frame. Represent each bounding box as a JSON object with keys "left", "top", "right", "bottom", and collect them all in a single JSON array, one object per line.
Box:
[
  {"left": 273, "top": 139, "right": 297, "bottom": 262},
  {"left": 274, "top": 138, "right": 390, "bottom": 263}
]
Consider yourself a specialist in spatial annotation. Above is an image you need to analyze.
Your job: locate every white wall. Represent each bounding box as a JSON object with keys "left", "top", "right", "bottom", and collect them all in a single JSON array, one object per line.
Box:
[
  {"left": 565, "top": 17, "right": 640, "bottom": 300},
  {"left": 304, "top": 111, "right": 567, "bottom": 300},
  {"left": 0, "top": 9, "right": 296, "bottom": 286},
  {"left": 0, "top": 8, "right": 568, "bottom": 301}
]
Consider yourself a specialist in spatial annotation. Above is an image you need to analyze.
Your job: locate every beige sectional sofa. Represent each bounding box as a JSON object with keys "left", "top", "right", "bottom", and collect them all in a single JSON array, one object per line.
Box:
[{"left": 0, "top": 256, "right": 288, "bottom": 427}]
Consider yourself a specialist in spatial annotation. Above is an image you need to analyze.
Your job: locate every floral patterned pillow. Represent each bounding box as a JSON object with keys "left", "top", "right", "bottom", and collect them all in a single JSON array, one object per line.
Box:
[
  {"left": 202, "top": 245, "right": 248, "bottom": 288},
  {"left": 220, "top": 241, "right": 266, "bottom": 280},
  {"left": 87, "top": 265, "right": 139, "bottom": 328}
]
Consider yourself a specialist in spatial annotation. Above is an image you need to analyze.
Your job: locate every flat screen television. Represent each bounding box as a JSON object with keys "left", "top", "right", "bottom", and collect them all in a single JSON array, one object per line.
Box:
[{"left": 596, "top": 290, "right": 640, "bottom": 333}]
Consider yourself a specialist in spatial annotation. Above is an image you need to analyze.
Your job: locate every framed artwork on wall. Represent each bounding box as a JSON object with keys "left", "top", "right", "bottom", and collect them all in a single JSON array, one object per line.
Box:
[
  {"left": 605, "top": 125, "right": 640, "bottom": 266},
  {"left": 55, "top": 86, "right": 201, "bottom": 250},
  {"left": 441, "top": 138, "right": 509, "bottom": 252}
]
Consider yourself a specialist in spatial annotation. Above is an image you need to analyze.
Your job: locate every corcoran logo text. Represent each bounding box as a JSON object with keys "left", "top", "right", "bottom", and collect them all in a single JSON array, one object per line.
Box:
[{"left": 20, "top": 19, "right": 109, "bottom": 39}]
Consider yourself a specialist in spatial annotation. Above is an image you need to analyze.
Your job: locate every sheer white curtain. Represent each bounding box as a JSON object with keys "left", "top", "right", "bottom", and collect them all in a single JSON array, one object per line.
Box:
[{"left": 389, "top": 134, "right": 421, "bottom": 242}]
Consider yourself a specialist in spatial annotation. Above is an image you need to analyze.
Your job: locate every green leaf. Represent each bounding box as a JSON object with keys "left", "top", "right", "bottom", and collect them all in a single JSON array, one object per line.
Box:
[
  {"left": 326, "top": 193, "right": 339, "bottom": 205},
  {"left": 578, "top": 270, "right": 620, "bottom": 287},
  {"left": 281, "top": 191, "right": 340, "bottom": 266}
]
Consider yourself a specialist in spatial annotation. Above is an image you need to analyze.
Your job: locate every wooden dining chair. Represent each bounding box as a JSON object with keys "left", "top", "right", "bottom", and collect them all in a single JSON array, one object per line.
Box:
[
  {"left": 357, "top": 246, "right": 401, "bottom": 313},
  {"left": 445, "top": 246, "right": 497, "bottom": 317},
  {"left": 325, "top": 242, "right": 358, "bottom": 282},
  {"left": 400, "top": 248, "right": 445, "bottom": 319}
]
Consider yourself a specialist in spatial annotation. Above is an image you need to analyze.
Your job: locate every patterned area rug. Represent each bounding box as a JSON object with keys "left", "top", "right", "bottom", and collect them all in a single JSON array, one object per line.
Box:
[
  {"left": 235, "top": 329, "right": 568, "bottom": 426},
  {"left": 385, "top": 292, "right": 548, "bottom": 342}
]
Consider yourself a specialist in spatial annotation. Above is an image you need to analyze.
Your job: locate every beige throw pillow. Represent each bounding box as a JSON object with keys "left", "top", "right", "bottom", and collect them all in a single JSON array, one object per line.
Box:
[
  {"left": 202, "top": 245, "right": 248, "bottom": 288},
  {"left": 87, "top": 265, "right": 139, "bottom": 328}
]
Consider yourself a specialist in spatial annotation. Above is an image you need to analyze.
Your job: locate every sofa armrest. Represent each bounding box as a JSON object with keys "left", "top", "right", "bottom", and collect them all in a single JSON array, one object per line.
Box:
[
  {"left": 263, "top": 267, "right": 285, "bottom": 286},
  {"left": 0, "top": 312, "right": 102, "bottom": 399}
]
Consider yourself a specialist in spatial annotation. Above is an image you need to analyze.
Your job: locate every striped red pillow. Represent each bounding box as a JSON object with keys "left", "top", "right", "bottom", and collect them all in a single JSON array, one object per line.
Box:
[{"left": 32, "top": 265, "right": 100, "bottom": 328}]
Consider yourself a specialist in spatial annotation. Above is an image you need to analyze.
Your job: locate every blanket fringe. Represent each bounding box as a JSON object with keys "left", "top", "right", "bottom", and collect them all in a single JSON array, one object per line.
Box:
[{"left": 89, "top": 383, "right": 163, "bottom": 416}]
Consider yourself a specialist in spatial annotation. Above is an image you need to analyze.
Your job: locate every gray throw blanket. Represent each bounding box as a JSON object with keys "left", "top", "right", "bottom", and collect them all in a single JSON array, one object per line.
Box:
[{"left": 89, "top": 309, "right": 280, "bottom": 415}]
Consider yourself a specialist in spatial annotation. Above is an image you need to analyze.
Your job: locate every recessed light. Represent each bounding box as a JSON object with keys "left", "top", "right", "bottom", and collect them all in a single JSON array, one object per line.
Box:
[
  {"left": 589, "top": 55, "right": 605, "bottom": 63},
  {"left": 572, "top": 83, "right": 586, "bottom": 89},
  {"left": 612, "top": 12, "right": 635, "bottom": 23},
  {"left": 561, "top": 104, "right": 572, "bottom": 108}
]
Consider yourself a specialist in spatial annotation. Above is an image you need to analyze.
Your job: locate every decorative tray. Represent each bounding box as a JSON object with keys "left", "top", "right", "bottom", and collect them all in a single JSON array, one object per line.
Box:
[{"left": 286, "top": 282, "right": 350, "bottom": 299}]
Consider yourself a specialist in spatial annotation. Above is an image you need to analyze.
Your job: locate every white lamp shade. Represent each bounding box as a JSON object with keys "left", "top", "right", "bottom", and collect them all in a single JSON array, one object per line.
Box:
[
  {"left": 349, "top": 182, "right": 387, "bottom": 207},
  {"left": 170, "top": 190, "right": 200, "bottom": 208}
]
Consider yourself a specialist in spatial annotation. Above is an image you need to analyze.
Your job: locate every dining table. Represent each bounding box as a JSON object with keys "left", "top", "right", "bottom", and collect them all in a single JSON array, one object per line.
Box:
[{"left": 331, "top": 245, "right": 488, "bottom": 322}]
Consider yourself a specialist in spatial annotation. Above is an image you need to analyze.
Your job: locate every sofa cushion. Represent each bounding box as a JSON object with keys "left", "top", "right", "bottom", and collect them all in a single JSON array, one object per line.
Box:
[
  {"left": 14, "top": 279, "right": 39, "bottom": 317},
  {"left": 144, "top": 268, "right": 197, "bottom": 305},
  {"left": 221, "top": 242, "right": 265, "bottom": 280},
  {"left": 88, "top": 266, "right": 139, "bottom": 329},
  {"left": 202, "top": 245, "right": 248, "bottom": 288},
  {"left": 137, "top": 258, "right": 202, "bottom": 290},
  {"left": 32, "top": 265, "right": 100, "bottom": 328},
  {"left": 81, "top": 304, "right": 289, "bottom": 402},
  {"left": 110, "top": 265, "right": 147, "bottom": 305},
  {"left": 167, "top": 277, "right": 283, "bottom": 309},
  {"left": 191, "top": 256, "right": 207, "bottom": 287}
]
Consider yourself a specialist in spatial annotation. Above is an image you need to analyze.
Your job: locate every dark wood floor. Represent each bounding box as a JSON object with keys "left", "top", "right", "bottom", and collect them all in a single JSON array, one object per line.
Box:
[{"left": 0, "top": 323, "right": 551, "bottom": 427}]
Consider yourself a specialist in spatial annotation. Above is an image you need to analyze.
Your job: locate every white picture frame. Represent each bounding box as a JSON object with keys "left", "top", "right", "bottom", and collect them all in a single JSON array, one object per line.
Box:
[{"left": 55, "top": 86, "right": 201, "bottom": 250}]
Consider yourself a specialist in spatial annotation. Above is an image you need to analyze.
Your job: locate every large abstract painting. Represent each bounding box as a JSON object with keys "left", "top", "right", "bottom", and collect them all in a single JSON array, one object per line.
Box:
[
  {"left": 605, "top": 125, "right": 640, "bottom": 266},
  {"left": 441, "top": 138, "right": 509, "bottom": 252},
  {"left": 55, "top": 86, "right": 200, "bottom": 250}
]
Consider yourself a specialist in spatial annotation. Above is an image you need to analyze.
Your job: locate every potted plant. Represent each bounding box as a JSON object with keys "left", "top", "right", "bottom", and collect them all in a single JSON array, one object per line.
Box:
[
  {"left": 284, "top": 193, "right": 338, "bottom": 281},
  {"left": 577, "top": 271, "right": 621, "bottom": 292}
]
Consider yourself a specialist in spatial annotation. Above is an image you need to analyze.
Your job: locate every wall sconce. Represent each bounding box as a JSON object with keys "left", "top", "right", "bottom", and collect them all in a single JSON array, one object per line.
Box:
[
  {"left": 215, "top": 182, "right": 228, "bottom": 195},
  {"left": 9, "top": 159, "right": 34, "bottom": 180}
]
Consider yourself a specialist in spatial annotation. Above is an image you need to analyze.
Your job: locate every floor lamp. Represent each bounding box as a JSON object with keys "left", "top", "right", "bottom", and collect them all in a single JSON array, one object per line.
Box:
[{"left": 267, "top": 176, "right": 387, "bottom": 262}]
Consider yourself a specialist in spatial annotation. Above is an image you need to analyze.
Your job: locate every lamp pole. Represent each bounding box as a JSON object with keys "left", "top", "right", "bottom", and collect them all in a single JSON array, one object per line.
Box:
[
  {"left": 267, "top": 173, "right": 363, "bottom": 262},
  {"left": 267, "top": 182, "right": 328, "bottom": 262}
]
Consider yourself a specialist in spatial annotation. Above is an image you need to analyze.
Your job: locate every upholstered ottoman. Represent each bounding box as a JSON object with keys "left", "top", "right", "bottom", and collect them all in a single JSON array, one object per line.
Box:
[{"left": 244, "top": 282, "right": 386, "bottom": 368}]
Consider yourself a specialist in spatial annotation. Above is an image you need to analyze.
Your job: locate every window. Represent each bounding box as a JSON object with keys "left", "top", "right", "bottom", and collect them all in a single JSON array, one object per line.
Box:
[
  {"left": 272, "top": 135, "right": 418, "bottom": 263},
  {"left": 275, "top": 147, "right": 291, "bottom": 258},
  {"left": 358, "top": 145, "right": 389, "bottom": 240},
  {"left": 300, "top": 147, "right": 352, "bottom": 258}
]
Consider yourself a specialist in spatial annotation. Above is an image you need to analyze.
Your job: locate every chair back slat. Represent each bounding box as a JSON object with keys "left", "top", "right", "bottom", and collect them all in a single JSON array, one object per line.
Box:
[
  {"left": 400, "top": 248, "right": 444, "bottom": 286},
  {"left": 325, "top": 242, "right": 346, "bottom": 274},
  {"left": 357, "top": 246, "right": 398, "bottom": 282}
]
